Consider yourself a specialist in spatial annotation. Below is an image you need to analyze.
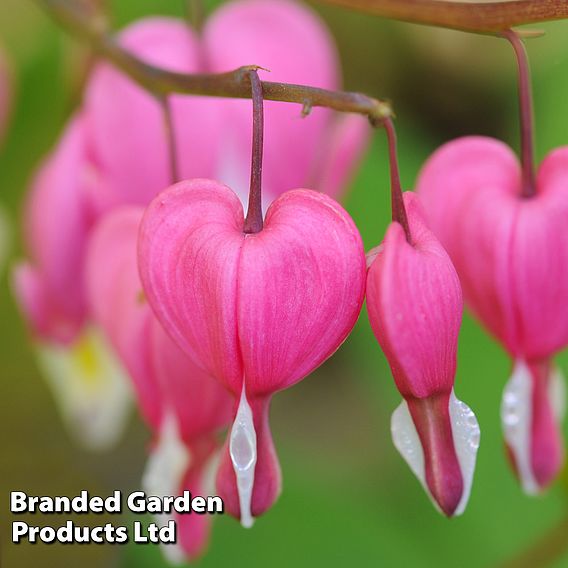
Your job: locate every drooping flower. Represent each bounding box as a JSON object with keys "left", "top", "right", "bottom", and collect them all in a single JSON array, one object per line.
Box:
[
  {"left": 12, "top": 117, "right": 132, "bottom": 450},
  {"left": 138, "top": 178, "right": 367, "bottom": 526},
  {"left": 366, "top": 120, "right": 480, "bottom": 517},
  {"left": 417, "top": 138, "right": 567, "bottom": 493},
  {"left": 416, "top": 32, "right": 567, "bottom": 493},
  {"left": 85, "top": 207, "right": 232, "bottom": 561}
]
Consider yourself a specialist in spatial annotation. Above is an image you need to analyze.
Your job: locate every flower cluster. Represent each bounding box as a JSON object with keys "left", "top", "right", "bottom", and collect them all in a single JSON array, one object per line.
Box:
[{"left": 10, "top": 0, "right": 567, "bottom": 563}]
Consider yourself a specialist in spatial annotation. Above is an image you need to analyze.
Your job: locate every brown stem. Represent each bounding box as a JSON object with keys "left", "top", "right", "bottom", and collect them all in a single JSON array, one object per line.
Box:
[
  {"left": 501, "top": 30, "right": 536, "bottom": 198},
  {"left": 244, "top": 71, "right": 264, "bottom": 235},
  {"left": 37, "top": 0, "right": 392, "bottom": 124},
  {"left": 185, "top": 0, "right": 204, "bottom": 33},
  {"left": 160, "top": 97, "right": 180, "bottom": 185},
  {"left": 500, "top": 515, "right": 568, "bottom": 568},
  {"left": 384, "top": 118, "right": 411, "bottom": 243},
  {"left": 317, "top": 0, "right": 568, "bottom": 33}
]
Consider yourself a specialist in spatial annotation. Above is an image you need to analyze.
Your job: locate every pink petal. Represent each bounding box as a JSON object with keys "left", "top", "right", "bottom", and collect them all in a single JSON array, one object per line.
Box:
[
  {"left": 150, "top": 321, "right": 232, "bottom": 443},
  {"left": 528, "top": 360, "right": 565, "bottom": 488},
  {"left": 84, "top": 18, "right": 220, "bottom": 207},
  {"left": 417, "top": 137, "right": 568, "bottom": 360},
  {"left": 406, "top": 394, "right": 464, "bottom": 517},
  {"left": 85, "top": 207, "right": 161, "bottom": 429},
  {"left": 175, "top": 439, "right": 219, "bottom": 560},
  {"left": 366, "top": 192, "right": 463, "bottom": 399},
  {"left": 238, "top": 189, "right": 366, "bottom": 394},
  {"left": 13, "top": 116, "right": 92, "bottom": 343},
  {"left": 138, "top": 179, "right": 245, "bottom": 393},
  {"left": 203, "top": 0, "right": 339, "bottom": 200},
  {"left": 416, "top": 136, "right": 522, "bottom": 354},
  {"left": 509, "top": 148, "right": 568, "bottom": 358}
]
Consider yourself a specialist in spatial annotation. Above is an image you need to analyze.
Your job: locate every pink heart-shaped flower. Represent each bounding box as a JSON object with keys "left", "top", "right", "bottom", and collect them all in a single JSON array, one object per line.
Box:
[
  {"left": 139, "top": 178, "right": 366, "bottom": 523},
  {"left": 417, "top": 136, "right": 568, "bottom": 491}
]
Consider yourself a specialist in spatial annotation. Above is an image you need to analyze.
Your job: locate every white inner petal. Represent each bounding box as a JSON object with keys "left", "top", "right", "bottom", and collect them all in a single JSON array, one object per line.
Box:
[
  {"left": 391, "top": 389, "right": 480, "bottom": 516},
  {"left": 36, "top": 326, "right": 132, "bottom": 451},
  {"left": 500, "top": 359, "right": 539, "bottom": 495},
  {"left": 142, "top": 410, "right": 190, "bottom": 566},
  {"left": 448, "top": 391, "right": 481, "bottom": 516},
  {"left": 365, "top": 244, "right": 383, "bottom": 269},
  {"left": 230, "top": 383, "right": 257, "bottom": 529}
]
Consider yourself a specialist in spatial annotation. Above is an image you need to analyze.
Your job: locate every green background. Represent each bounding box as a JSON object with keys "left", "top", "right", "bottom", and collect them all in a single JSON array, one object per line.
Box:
[{"left": 1, "top": 1, "right": 567, "bottom": 567}]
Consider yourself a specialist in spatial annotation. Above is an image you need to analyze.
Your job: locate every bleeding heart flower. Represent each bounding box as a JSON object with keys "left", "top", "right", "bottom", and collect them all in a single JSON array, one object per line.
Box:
[
  {"left": 138, "top": 178, "right": 366, "bottom": 526},
  {"left": 85, "top": 206, "right": 232, "bottom": 560},
  {"left": 366, "top": 120, "right": 480, "bottom": 517},
  {"left": 416, "top": 32, "right": 567, "bottom": 493},
  {"left": 417, "top": 137, "right": 568, "bottom": 493},
  {"left": 13, "top": 117, "right": 92, "bottom": 343},
  {"left": 12, "top": 117, "right": 132, "bottom": 451},
  {"left": 367, "top": 192, "right": 480, "bottom": 517}
]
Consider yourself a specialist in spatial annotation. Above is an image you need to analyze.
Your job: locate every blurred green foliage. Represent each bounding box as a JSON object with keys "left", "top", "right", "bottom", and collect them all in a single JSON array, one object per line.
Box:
[{"left": 1, "top": 1, "right": 568, "bottom": 567}]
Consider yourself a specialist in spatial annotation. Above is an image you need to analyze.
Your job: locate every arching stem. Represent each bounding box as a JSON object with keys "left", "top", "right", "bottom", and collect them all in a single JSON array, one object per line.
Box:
[
  {"left": 160, "top": 96, "right": 180, "bottom": 185},
  {"left": 384, "top": 118, "right": 411, "bottom": 243},
  {"left": 244, "top": 70, "right": 264, "bottom": 234},
  {"left": 502, "top": 29, "right": 536, "bottom": 198}
]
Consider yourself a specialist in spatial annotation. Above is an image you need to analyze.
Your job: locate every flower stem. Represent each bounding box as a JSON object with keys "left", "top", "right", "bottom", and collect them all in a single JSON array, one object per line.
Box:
[
  {"left": 37, "top": 0, "right": 391, "bottom": 125},
  {"left": 318, "top": 0, "right": 568, "bottom": 33},
  {"left": 384, "top": 117, "right": 411, "bottom": 243},
  {"left": 502, "top": 30, "right": 536, "bottom": 198},
  {"left": 160, "top": 97, "right": 180, "bottom": 185},
  {"left": 244, "top": 70, "right": 264, "bottom": 234}
]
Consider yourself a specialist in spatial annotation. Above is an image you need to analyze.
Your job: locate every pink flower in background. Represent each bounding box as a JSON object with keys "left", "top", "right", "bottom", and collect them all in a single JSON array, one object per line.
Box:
[
  {"left": 14, "top": 117, "right": 92, "bottom": 344},
  {"left": 138, "top": 179, "right": 366, "bottom": 526},
  {"left": 12, "top": 117, "right": 132, "bottom": 451},
  {"left": 417, "top": 137, "right": 567, "bottom": 493},
  {"left": 85, "top": 207, "right": 232, "bottom": 561},
  {"left": 201, "top": 0, "right": 368, "bottom": 204},
  {"left": 84, "top": 0, "right": 369, "bottom": 210},
  {"left": 13, "top": 0, "right": 368, "bottom": 451},
  {"left": 366, "top": 192, "right": 480, "bottom": 517}
]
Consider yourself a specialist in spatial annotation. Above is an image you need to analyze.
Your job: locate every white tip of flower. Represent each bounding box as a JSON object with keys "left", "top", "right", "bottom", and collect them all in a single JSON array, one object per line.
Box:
[
  {"left": 391, "top": 390, "right": 480, "bottom": 516},
  {"left": 159, "top": 541, "right": 186, "bottom": 566},
  {"left": 36, "top": 326, "right": 132, "bottom": 451},
  {"left": 230, "top": 384, "right": 257, "bottom": 529},
  {"left": 501, "top": 360, "right": 539, "bottom": 495},
  {"left": 448, "top": 391, "right": 481, "bottom": 516},
  {"left": 502, "top": 360, "right": 566, "bottom": 496},
  {"left": 142, "top": 411, "right": 190, "bottom": 566},
  {"left": 365, "top": 244, "right": 383, "bottom": 269},
  {"left": 142, "top": 411, "right": 190, "bottom": 503}
]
